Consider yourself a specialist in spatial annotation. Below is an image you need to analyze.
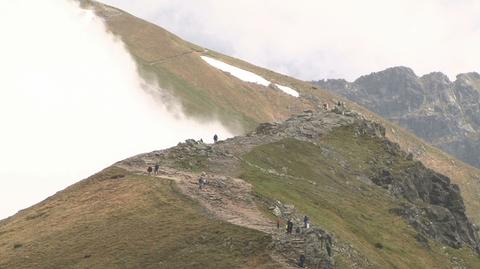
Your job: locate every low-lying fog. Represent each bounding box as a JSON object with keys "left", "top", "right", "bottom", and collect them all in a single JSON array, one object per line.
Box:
[{"left": 0, "top": 0, "right": 231, "bottom": 219}]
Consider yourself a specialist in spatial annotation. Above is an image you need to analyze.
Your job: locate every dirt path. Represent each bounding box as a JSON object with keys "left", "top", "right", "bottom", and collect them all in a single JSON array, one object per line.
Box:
[{"left": 117, "top": 164, "right": 276, "bottom": 233}]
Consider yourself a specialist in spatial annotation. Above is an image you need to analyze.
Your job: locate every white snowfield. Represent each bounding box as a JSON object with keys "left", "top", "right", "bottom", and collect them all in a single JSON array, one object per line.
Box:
[
  {"left": 201, "top": 56, "right": 299, "bottom": 97},
  {"left": 275, "top": 84, "right": 300, "bottom": 97},
  {"left": 201, "top": 56, "right": 270, "bottom": 86}
]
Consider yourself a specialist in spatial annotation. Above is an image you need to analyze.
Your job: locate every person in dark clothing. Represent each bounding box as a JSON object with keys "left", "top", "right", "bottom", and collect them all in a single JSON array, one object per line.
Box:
[
  {"left": 303, "top": 215, "right": 309, "bottom": 228},
  {"left": 287, "top": 220, "right": 293, "bottom": 234},
  {"left": 154, "top": 164, "right": 160, "bottom": 175},
  {"left": 147, "top": 166, "right": 153, "bottom": 175},
  {"left": 276, "top": 218, "right": 280, "bottom": 229},
  {"left": 298, "top": 254, "right": 306, "bottom": 268},
  {"left": 326, "top": 243, "right": 332, "bottom": 257},
  {"left": 213, "top": 134, "right": 218, "bottom": 143}
]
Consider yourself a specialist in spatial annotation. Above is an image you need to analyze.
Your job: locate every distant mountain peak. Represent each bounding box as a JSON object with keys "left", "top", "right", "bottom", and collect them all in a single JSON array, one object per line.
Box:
[
  {"left": 456, "top": 72, "right": 480, "bottom": 82},
  {"left": 314, "top": 67, "right": 480, "bottom": 170},
  {"left": 421, "top": 72, "right": 451, "bottom": 84}
]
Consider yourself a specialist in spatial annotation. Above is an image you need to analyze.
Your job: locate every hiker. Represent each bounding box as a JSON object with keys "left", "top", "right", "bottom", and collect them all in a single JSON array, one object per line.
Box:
[
  {"left": 325, "top": 234, "right": 333, "bottom": 257},
  {"left": 295, "top": 226, "right": 301, "bottom": 235},
  {"left": 326, "top": 244, "right": 332, "bottom": 257},
  {"left": 154, "top": 164, "right": 160, "bottom": 175},
  {"left": 276, "top": 218, "right": 280, "bottom": 229},
  {"left": 298, "top": 254, "right": 306, "bottom": 268},
  {"left": 287, "top": 220, "right": 293, "bottom": 234},
  {"left": 198, "top": 172, "right": 207, "bottom": 190},
  {"left": 304, "top": 215, "right": 310, "bottom": 229},
  {"left": 147, "top": 166, "right": 153, "bottom": 175},
  {"left": 213, "top": 134, "right": 218, "bottom": 143}
]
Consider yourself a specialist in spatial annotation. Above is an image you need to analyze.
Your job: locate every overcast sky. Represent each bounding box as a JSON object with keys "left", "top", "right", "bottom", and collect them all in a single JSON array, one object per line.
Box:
[{"left": 101, "top": 0, "right": 480, "bottom": 81}]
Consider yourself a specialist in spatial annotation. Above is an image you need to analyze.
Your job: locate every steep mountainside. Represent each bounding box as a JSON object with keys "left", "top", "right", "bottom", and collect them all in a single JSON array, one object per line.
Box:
[
  {"left": 2, "top": 1, "right": 480, "bottom": 268},
  {"left": 314, "top": 67, "right": 480, "bottom": 169},
  {"left": 2, "top": 109, "right": 480, "bottom": 268},
  {"left": 78, "top": 1, "right": 480, "bottom": 225}
]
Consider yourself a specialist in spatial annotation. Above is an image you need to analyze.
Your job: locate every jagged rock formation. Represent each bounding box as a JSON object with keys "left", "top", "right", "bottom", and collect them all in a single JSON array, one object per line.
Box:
[
  {"left": 371, "top": 147, "right": 480, "bottom": 251},
  {"left": 314, "top": 68, "right": 480, "bottom": 169}
]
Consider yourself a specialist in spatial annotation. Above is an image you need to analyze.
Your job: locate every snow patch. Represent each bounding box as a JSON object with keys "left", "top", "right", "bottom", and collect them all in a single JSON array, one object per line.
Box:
[
  {"left": 201, "top": 56, "right": 270, "bottom": 86},
  {"left": 201, "top": 56, "right": 300, "bottom": 97},
  {"left": 275, "top": 84, "right": 300, "bottom": 97}
]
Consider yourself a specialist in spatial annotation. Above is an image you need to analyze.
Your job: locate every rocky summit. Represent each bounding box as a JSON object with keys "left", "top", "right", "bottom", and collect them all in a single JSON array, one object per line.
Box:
[{"left": 314, "top": 68, "right": 480, "bottom": 169}]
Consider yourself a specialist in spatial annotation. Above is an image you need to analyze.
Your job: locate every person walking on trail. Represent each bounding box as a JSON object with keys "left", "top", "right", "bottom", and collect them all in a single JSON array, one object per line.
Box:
[
  {"left": 298, "top": 254, "right": 306, "bottom": 268},
  {"left": 276, "top": 218, "right": 280, "bottom": 229},
  {"left": 147, "top": 166, "right": 153, "bottom": 175},
  {"left": 213, "top": 134, "right": 218, "bottom": 143},
  {"left": 304, "top": 215, "right": 310, "bottom": 229},
  {"left": 198, "top": 172, "right": 207, "bottom": 190},
  {"left": 154, "top": 164, "right": 160, "bottom": 175},
  {"left": 286, "top": 219, "right": 293, "bottom": 234},
  {"left": 325, "top": 234, "right": 333, "bottom": 257}
]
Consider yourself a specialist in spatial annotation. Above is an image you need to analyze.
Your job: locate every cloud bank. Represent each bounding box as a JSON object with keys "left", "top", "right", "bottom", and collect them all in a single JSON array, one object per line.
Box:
[
  {"left": 101, "top": 0, "right": 480, "bottom": 81},
  {"left": 0, "top": 0, "right": 231, "bottom": 219}
]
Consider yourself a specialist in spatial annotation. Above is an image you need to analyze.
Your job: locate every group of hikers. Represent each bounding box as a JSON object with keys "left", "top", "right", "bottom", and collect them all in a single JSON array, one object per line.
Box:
[
  {"left": 143, "top": 133, "right": 336, "bottom": 268},
  {"left": 147, "top": 164, "right": 160, "bottom": 175},
  {"left": 278, "top": 215, "right": 334, "bottom": 268},
  {"left": 282, "top": 215, "right": 311, "bottom": 234},
  {"left": 145, "top": 134, "right": 220, "bottom": 176},
  {"left": 323, "top": 101, "right": 346, "bottom": 111}
]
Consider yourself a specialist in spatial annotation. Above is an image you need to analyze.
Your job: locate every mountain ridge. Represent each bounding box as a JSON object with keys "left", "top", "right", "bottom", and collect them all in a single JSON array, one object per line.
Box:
[{"left": 2, "top": 1, "right": 480, "bottom": 268}]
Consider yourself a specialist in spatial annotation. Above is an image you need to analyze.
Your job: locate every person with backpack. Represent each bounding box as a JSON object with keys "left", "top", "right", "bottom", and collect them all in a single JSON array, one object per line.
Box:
[
  {"left": 213, "top": 134, "right": 218, "bottom": 143},
  {"left": 147, "top": 166, "right": 153, "bottom": 175}
]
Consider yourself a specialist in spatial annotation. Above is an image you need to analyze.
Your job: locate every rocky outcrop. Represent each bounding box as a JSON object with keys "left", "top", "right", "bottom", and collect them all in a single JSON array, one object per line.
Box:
[
  {"left": 314, "top": 68, "right": 480, "bottom": 169},
  {"left": 372, "top": 162, "right": 480, "bottom": 251}
]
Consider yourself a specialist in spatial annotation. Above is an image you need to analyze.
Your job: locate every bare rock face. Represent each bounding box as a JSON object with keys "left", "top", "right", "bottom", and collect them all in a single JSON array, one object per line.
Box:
[
  {"left": 314, "top": 68, "right": 480, "bottom": 169},
  {"left": 373, "top": 163, "right": 480, "bottom": 251}
]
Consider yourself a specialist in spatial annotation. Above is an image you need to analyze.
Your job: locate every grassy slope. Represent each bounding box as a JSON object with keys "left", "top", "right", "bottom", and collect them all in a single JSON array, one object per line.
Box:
[
  {"left": 91, "top": 2, "right": 480, "bottom": 224},
  {"left": 0, "top": 167, "right": 280, "bottom": 269},
  {"left": 240, "top": 129, "right": 480, "bottom": 268}
]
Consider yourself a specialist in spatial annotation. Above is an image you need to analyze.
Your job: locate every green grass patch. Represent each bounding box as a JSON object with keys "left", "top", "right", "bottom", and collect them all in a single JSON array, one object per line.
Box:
[{"left": 240, "top": 129, "right": 480, "bottom": 268}]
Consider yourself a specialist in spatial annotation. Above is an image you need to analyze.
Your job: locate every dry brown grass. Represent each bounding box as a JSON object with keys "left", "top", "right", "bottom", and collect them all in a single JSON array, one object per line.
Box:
[{"left": 0, "top": 167, "right": 280, "bottom": 269}]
